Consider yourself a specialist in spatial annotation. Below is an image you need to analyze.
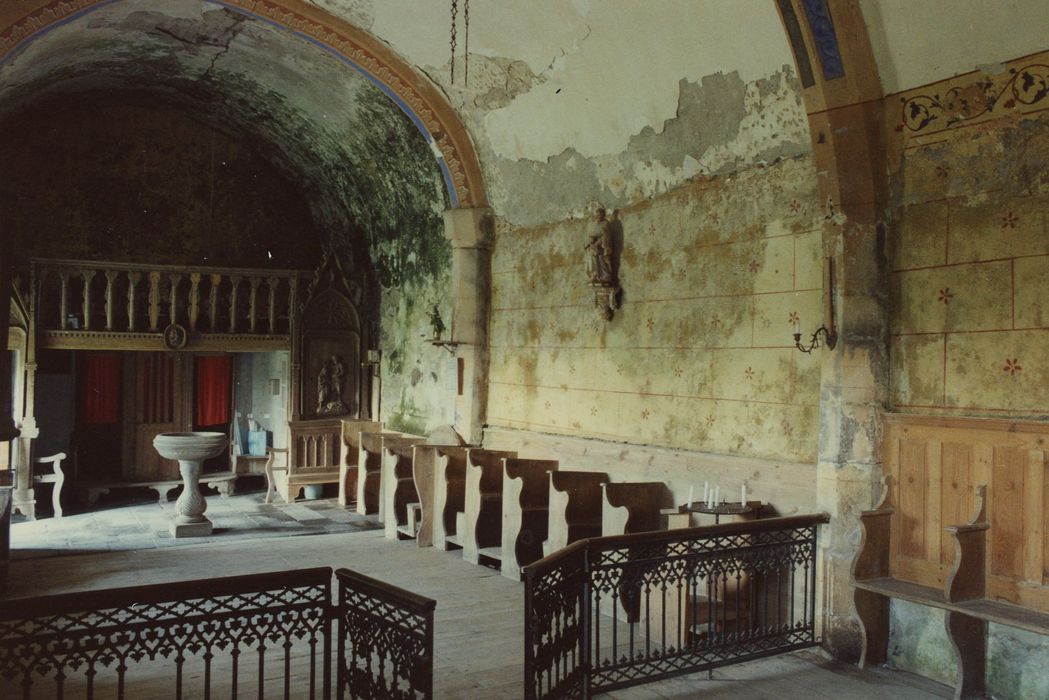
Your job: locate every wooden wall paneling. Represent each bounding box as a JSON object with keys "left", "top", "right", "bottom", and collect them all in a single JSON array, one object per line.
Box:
[
  {"left": 898, "top": 439, "right": 927, "bottom": 560},
  {"left": 990, "top": 446, "right": 1025, "bottom": 580},
  {"left": 1025, "top": 449, "right": 1045, "bottom": 586},
  {"left": 940, "top": 442, "right": 974, "bottom": 569}
]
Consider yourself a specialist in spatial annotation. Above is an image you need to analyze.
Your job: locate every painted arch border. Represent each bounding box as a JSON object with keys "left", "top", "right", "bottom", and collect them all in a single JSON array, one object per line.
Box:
[{"left": 0, "top": 0, "right": 488, "bottom": 209}]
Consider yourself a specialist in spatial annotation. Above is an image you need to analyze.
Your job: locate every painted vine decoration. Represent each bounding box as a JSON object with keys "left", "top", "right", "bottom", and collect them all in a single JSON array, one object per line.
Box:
[{"left": 900, "top": 63, "right": 1049, "bottom": 133}]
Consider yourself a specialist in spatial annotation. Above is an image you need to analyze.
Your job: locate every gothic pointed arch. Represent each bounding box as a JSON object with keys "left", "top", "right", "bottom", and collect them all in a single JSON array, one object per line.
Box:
[{"left": 0, "top": 0, "right": 487, "bottom": 209}]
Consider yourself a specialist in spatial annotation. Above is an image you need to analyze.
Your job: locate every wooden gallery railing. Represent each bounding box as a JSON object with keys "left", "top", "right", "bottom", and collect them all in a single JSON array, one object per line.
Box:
[
  {"left": 523, "top": 513, "right": 829, "bottom": 700},
  {"left": 0, "top": 567, "right": 436, "bottom": 700},
  {"left": 29, "top": 258, "right": 304, "bottom": 351}
]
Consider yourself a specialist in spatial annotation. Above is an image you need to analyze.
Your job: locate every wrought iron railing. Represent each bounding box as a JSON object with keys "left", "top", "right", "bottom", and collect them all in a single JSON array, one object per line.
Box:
[
  {"left": 336, "top": 568, "right": 435, "bottom": 699},
  {"left": 524, "top": 513, "right": 829, "bottom": 699},
  {"left": 0, "top": 566, "right": 435, "bottom": 699}
]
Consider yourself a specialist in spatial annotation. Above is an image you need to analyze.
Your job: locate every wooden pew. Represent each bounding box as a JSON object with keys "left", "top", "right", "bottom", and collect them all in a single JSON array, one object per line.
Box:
[
  {"left": 382, "top": 436, "right": 427, "bottom": 538},
  {"left": 434, "top": 448, "right": 514, "bottom": 552},
  {"left": 356, "top": 431, "right": 397, "bottom": 516},
  {"left": 462, "top": 450, "right": 512, "bottom": 565},
  {"left": 414, "top": 445, "right": 468, "bottom": 548},
  {"left": 599, "top": 481, "right": 672, "bottom": 627},
  {"left": 337, "top": 419, "right": 382, "bottom": 507},
  {"left": 277, "top": 418, "right": 342, "bottom": 502},
  {"left": 601, "top": 482, "right": 672, "bottom": 536},
  {"left": 501, "top": 458, "right": 559, "bottom": 580},
  {"left": 544, "top": 470, "right": 610, "bottom": 556}
]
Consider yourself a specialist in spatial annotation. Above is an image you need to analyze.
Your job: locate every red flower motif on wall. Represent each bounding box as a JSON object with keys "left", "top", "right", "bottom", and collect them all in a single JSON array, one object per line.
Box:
[
  {"left": 781, "top": 419, "right": 794, "bottom": 436},
  {"left": 748, "top": 259, "right": 760, "bottom": 273},
  {"left": 744, "top": 367, "right": 755, "bottom": 380},
  {"left": 935, "top": 164, "right": 950, "bottom": 178},
  {"left": 544, "top": 401, "right": 552, "bottom": 410},
  {"left": 789, "top": 199, "right": 801, "bottom": 213},
  {"left": 938, "top": 288, "right": 953, "bottom": 304},
  {"left": 590, "top": 407, "right": 598, "bottom": 416},
  {"left": 711, "top": 314, "right": 722, "bottom": 328},
  {"left": 1003, "top": 358, "right": 1022, "bottom": 375},
  {"left": 640, "top": 408, "right": 651, "bottom": 420},
  {"left": 646, "top": 318, "right": 655, "bottom": 332},
  {"left": 1002, "top": 212, "right": 1019, "bottom": 229},
  {"left": 705, "top": 414, "right": 716, "bottom": 427},
  {"left": 674, "top": 367, "right": 684, "bottom": 378},
  {"left": 788, "top": 311, "right": 800, "bottom": 325},
  {"left": 710, "top": 211, "right": 720, "bottom": 224}
]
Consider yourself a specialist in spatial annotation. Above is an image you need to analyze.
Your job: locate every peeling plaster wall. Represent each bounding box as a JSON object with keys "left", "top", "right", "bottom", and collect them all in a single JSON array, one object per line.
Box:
[
  {"left": 886, "top": 51, "right": 1049, "bottom": 699},
  {"left": 860, "top": 0, "right": 1049, "bottom": 95},
  {"left": 356, "top": 0, "right": 809, "bottom": 227},
  {"left": 486, "top": 155, "right": 824, "bottom": 488}
]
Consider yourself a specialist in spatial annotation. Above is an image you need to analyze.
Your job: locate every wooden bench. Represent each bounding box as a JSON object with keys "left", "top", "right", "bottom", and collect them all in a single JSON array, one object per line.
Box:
[
  {"left": 852, "top": 477, "right": 1049, "bottom": 699},
  {"left": 87, "top": 472, "right": 237, "bottom": 504},
  {"left": 501, "top": 458, "right": 559, "bottom": 580},
  {"left": 381, "top": 436, "right": 426, "bottom": 538},
  {"left": 337, "top": 419, "right": 382, "bottom": 507},
  {"left": 356, "top": 431, "right": 405, "bottom": 516},
  {"left": 601, "top": 481, "right": 671, "bottom": 536},
  {"left": 433, "top": 448, "right": 514, "bottom": 552},
  {"left": 463, "top": 450, "right": 511, "bottom": 565},
  {"left": 544, "top": 470, "right": 609, "bottom": 556},
  {"left": 274, "top": 418, "right": 342, "bottom": 503},
  {"left": 412, "top": 445, "right": 467, "bottom": 548}
]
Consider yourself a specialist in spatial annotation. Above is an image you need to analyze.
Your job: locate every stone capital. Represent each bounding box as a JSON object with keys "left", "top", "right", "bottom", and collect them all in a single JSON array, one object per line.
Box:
[{"left": 443, "top": 207, "right": 493, "bottom": 249}]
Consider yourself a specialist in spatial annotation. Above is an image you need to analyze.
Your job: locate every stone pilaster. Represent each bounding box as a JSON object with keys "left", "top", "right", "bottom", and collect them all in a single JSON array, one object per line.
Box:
[{"left": 442, "top": 207, "right": 493, "bottom": 445}]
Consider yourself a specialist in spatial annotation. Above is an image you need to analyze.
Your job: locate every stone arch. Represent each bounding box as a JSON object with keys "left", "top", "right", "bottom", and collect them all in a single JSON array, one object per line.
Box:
[{"left": 0, "top": 0, "right": 488, "bottom": 209}]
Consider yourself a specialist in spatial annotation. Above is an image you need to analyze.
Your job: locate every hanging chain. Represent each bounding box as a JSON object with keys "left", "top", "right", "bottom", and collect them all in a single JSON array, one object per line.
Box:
[
  {"left": 450, "top": 0, "right": 458, "bottom": 85},
  {"left": 463, "top": 0, "right": 470, "bottom": 86}
]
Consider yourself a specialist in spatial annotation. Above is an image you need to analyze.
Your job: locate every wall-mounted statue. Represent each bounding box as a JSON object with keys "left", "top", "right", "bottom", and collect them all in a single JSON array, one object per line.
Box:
[
  {"left": 428, "top": 304, "right": 445, "bottom": 340},
  {"left": 316, "top": 354, "right": 348, "bottom": 415},
  {"left": 584, "top": 206, "right": 622, "bottom": 320}
]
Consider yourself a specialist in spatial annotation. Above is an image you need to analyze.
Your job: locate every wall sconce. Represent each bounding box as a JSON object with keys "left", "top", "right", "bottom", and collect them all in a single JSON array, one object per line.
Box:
[{"left": 793, "top": 256, "right": 837, "bottom": 353}]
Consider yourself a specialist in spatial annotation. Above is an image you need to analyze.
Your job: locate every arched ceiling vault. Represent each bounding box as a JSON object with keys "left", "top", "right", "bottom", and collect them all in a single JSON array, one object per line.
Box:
[{"left": 0, "top": 0, "right": 486, "bottom": 287}]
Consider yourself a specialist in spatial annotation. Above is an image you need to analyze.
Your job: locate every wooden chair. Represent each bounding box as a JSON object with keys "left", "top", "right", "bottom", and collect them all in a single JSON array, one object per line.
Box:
[
  {"left": 32, "top": 453, "right": 67, "bottom": 518},
  {"left": 501, "top": 458, "right": 559, "bottom": 580}
]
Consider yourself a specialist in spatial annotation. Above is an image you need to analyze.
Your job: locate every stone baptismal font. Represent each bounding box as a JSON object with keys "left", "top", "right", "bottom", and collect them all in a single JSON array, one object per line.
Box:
[{"left": 153, "top": 431, "right": 229, "bottom": 537}]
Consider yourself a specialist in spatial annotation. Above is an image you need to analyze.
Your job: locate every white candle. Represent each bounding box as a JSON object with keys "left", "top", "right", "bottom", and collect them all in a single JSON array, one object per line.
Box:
[
  {"left": 714, "top": 486, "right": 720, "bottom": 505},
  {"left": 741, "top": 483, "right": 747, "bottom": 505},
  {"left": 793, "top": 317, "right": 800, "bottom": 335},
  {"left": 687, "top": 486, "right": 694, "bottom": 509},
  {"left": 703, "top": 481, "right": 709, "bottom": 501}
]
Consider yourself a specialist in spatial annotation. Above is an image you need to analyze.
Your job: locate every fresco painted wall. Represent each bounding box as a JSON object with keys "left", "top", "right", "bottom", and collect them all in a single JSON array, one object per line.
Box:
[
  {"left": 886, "top": 51, "right": 1049, "bottom": 699},
  {"left": 487, "top": 155, "right": 824, "bottom": 465}
]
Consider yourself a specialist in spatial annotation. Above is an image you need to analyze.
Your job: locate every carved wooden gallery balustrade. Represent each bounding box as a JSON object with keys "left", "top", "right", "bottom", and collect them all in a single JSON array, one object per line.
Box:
[
  {"left": 0, "top": 566, "right": 436, "bottom": 699},
  {"left": 524, "top": 513, "right": 829, "bottom": 700},
  {"left": 29, "top": 258, "right": 305, "bottom": 351}
]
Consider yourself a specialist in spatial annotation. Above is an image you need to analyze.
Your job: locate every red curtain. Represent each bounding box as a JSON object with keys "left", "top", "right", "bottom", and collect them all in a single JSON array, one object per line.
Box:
[
  {"left": 81, "top": 354, "right": 122, "bottom": 424},
  {"left": 196, "top": 356, "right": 232, "bottom": 426}
]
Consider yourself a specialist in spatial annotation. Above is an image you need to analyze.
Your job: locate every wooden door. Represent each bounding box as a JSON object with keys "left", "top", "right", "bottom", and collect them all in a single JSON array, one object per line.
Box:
[{"left": 124, "top": 352, "right": 187, "bottom": 481}]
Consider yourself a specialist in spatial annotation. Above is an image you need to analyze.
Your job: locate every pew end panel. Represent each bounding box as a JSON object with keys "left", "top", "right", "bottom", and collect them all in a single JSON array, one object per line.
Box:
[
  {"left": 545, "top": 470, "right": 610, "bottom": 556},
  {"left": 378, "top": 435, "right": 425, "bottom": 528},
  {"left": 462, "top": 449, "right": 517, "bottom": 565},
  {"left": 338, "top": 419, "right": 382, "bottom": 507},
  {"left": 601, "top": 482, "right": 672, "bottom": 536},
  {"left": 501, "top": 458, "right": 559, "bottom": 580},
  {"left": 419, "top": 445, "right": 469, "bottom": 549}
]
